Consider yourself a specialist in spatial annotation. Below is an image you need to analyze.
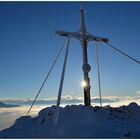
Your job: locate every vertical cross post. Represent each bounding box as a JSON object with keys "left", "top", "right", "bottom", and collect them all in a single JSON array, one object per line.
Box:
[
  {"left": 80, "top": 8, "right": 91, "bottom": 106},
  {"left": 81, "top": 39, "right": 91, "bottom": 106}
]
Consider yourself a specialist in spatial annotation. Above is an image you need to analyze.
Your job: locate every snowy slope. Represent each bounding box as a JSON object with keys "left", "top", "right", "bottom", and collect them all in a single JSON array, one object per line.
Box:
[{"left": 0, "top": 102, "right": 140, "bottom": 138}]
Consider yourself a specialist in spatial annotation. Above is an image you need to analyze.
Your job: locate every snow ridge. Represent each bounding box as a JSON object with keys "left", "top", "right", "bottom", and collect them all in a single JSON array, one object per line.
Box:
[{"left": 0, "top": 102, "right": 140, "bottom": 138}]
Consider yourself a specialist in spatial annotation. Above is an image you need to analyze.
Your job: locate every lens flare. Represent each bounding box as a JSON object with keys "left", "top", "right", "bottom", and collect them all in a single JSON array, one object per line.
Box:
[{"left": 81, "top": 81, "right": 87, "bottom": 87}]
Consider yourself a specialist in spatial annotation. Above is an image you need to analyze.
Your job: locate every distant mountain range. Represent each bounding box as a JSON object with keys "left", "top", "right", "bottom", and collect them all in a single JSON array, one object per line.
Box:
[
  {"left": 0, "top": 97, "right": 119, "bottom": 106},
  {"left": 0, "top": 101, "right": 20, "bottom": 108}
]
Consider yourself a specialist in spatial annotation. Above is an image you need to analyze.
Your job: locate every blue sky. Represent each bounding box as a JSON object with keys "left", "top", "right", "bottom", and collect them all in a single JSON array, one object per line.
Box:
[{"left": 0, "top": 2, "right": 140, "bottom": 100}]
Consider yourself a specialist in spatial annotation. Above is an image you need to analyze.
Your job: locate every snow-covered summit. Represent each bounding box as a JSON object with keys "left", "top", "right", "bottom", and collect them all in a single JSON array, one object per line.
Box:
[{"left": 0, "top": 102, "right": 140, "bottom": 138}]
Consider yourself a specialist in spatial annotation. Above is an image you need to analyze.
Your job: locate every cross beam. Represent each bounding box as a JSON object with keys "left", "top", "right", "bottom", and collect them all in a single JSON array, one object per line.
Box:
[{"left": 55, "top": 7, "right": 109, "bottom": 106}]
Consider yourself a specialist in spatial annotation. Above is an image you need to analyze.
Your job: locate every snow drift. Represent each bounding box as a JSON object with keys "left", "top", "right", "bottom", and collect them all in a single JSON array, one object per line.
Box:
[{"left": 0, "top": 102, "right": 140, "bottom": 138}]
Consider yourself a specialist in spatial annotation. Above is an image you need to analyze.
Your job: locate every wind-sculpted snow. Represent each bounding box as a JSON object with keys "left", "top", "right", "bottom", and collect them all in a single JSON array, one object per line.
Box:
[{"left": 0, "top": 102, "right": 140, "bottom": 138}]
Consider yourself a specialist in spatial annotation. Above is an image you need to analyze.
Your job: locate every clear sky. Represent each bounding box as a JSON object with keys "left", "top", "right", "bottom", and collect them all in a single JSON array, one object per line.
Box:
[{"left": 0, "top": 2, "right": 140, "bottom": 100}]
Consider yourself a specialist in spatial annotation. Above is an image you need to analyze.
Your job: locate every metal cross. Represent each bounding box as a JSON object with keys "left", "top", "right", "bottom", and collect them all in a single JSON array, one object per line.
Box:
[{"left": 55, "top": 7, "right": 109, "bottom": 106}]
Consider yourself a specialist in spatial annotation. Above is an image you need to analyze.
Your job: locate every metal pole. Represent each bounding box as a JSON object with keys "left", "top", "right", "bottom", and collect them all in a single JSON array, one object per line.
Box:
[{"left": 54, "top": 37, "right": 70, "bottom": 125}]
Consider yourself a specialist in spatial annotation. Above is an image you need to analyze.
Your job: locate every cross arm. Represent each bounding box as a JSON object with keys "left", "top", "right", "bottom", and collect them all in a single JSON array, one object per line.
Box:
[
  {"left": 88, "top": 33, "right": 109, "bottom": 43},
  {"left": 55, "top": 30, "right": 80, "bottom": 39}
]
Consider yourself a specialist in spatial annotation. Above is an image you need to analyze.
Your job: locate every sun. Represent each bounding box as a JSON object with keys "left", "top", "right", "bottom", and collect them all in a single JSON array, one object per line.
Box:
[{"left": 81, "top": 81, "right": 87, "bottom": 87}]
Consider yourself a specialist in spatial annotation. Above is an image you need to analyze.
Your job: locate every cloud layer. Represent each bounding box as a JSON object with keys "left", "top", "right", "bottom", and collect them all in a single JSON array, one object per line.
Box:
[
  {"left": 1, "top": 95, "right": 140, "bottom": 105},
  {"left": 0, "top": 105, "right": 44, "bottom": 131}
]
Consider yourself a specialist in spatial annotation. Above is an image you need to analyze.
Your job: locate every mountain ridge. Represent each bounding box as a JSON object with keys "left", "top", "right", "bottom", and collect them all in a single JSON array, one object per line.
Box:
[{"left": 0, "top": 101, "right": 20, "bottom": 108}]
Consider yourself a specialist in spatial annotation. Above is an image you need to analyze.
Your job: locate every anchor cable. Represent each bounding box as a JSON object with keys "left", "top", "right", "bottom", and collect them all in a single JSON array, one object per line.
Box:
[
  {"left": 27, "top": 38, "right": 68, "bottom": 116},
  {"left": 95, "top": 41, "right": 102, "bottom": 107},
  {"left": 102, "top": 42, "right": 140, "bottom": 65}
]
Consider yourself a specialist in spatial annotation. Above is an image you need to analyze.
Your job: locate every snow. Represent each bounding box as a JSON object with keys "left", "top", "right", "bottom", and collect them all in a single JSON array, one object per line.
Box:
[{"left": 0, "top": 102, "right": 140, "bottom": 138}]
